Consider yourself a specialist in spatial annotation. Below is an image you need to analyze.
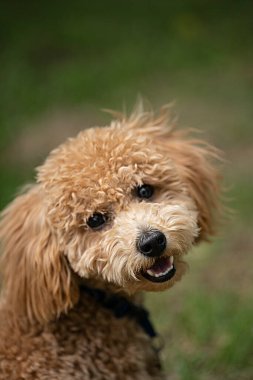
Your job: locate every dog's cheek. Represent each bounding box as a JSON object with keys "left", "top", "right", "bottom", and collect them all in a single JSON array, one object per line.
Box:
[
  {"left": 65, "top": 229, "right": 103, "bottom": 275},
  {"left": 98, "top": 248, "right": 139, "bottom": 286}
]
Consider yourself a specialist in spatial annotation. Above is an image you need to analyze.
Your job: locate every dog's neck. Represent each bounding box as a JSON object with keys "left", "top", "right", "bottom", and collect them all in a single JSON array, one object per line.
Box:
[
  {"left": 77, "top": 276, "right": 143, "bottom": 303},
  {"left": 79, "top": 283, "right": 157, "bottom": 339}
]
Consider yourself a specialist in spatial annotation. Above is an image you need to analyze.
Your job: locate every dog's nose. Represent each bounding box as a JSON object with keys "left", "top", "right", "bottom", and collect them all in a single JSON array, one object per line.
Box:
[{"left": 136, "top": 230, "right": 167, "bottom": 257}]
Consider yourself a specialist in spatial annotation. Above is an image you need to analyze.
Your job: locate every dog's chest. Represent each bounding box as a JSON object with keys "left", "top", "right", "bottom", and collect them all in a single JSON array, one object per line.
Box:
[
  {"left": 47, "top": 300, "right": 164, "bottom": 379},
  {"left": 0, "top": 300, "right": 165, "bottom": 380}
]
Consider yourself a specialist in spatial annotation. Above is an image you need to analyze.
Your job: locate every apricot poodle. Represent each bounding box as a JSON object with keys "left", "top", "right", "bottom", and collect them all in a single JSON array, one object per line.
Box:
[{"left": 0, "top": 105, "right": 221, "bottom": 379}]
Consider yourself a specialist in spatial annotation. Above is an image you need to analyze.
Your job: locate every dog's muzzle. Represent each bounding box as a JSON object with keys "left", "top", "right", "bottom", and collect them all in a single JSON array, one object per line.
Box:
[{"left": 137, "top": 229, "right": 176, "bottom": 283}]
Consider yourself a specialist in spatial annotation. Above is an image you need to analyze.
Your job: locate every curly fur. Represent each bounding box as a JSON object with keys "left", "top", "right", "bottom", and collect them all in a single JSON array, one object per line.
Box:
[{"left": 0, "top": 104, "right": 221, "bottom": 379}]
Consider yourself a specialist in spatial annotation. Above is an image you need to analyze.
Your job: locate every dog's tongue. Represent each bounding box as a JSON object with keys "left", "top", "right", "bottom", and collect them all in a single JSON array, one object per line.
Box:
[{"left": 148, "top": 256, "right": 172, "bottom": 274}]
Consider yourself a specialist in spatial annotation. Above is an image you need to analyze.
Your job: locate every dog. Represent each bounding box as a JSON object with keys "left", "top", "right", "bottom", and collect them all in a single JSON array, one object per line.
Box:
[{"left": 0, "top": 104, "right": 221, "bottom": 379}]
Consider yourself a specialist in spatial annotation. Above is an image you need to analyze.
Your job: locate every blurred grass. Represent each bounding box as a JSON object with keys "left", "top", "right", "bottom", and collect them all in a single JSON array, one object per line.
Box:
[
  {"left": 0, "top": 1, "right": 253, "bottom": 379},
  {"left": 147, "top": 236, "right": 253, "bottom": 379}
]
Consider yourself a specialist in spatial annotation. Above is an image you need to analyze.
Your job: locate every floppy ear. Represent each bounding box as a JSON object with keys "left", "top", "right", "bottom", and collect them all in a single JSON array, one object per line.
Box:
[
  {"left": 156, "top": 131, "right": 222, "bottom": 241},
  {"left": 0, "top": 185, "right": 79, "bottom": 324}
]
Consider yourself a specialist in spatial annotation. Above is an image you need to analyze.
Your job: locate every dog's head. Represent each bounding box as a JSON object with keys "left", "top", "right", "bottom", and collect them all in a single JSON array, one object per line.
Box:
[{"left": 0, "top": 106, "right": 221, "bottom": 323}]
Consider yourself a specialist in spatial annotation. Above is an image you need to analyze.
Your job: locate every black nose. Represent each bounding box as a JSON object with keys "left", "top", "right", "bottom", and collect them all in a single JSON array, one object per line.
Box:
[{"left": 137, "top": 230, "right": 167, "bottom": 257}]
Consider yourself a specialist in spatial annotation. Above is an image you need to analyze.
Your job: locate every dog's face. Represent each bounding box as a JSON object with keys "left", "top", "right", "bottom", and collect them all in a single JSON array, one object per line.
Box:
[
  {"left": 38, "top": 114, "right": 217, "bottom": 295},
  {"left": 0, "top": 108, "right": 220, "bottom": 322}
]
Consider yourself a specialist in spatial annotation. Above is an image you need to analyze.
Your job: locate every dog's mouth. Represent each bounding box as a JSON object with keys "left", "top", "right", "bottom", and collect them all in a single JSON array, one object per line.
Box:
[{"left": 141, "top": 256, "right": 176, "bottom": 283}]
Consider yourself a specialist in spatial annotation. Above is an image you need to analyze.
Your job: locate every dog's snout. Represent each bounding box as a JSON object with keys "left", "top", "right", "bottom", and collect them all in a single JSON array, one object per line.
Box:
[{"left": 137, "top": 230, "right": 167, "bottom": 257}]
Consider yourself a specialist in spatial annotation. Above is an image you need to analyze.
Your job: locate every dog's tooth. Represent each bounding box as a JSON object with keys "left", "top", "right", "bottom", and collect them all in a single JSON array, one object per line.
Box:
[
  {"left": 146, "top": 263, "right": 174, "bottom": 278},
  {"left": 147, "top": 269, "right": 155, "bottom": 276},
  {"left": 170, "top": 256, "right": 174, "bottom": 264}
]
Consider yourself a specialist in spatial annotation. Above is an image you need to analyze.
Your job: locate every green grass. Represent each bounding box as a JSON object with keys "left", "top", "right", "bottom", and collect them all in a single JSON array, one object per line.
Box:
[
  {"left": 1, "top": 1, "right": 252, "bottom": 144},
  {"left": 0, "top": 1, "right": 253, "bottom": 378}
]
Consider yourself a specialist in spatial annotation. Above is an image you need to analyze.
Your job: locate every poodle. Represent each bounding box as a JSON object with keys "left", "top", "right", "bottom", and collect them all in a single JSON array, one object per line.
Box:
[{"left": 0, "top": 105, "right": 221, "bottom": 379}]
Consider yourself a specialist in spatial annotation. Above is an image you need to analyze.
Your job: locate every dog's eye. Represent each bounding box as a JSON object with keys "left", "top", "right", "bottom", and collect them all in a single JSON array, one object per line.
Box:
[
  {"left": 87, "top": 213, "right": 107, "bottom": 229},
  {"left": 136, "top": 184, "right": 154, "bottom": 199}
]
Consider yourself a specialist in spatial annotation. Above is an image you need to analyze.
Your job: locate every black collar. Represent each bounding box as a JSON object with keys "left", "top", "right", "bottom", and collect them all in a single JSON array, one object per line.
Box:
[{"left": 80, "top": 284, "right": 157, "bottom": 339}]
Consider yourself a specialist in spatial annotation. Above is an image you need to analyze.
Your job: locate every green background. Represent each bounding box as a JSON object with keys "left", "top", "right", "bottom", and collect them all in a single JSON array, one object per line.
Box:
[{"left": 1, "top": 1, "right": 252, "bottom": 379}]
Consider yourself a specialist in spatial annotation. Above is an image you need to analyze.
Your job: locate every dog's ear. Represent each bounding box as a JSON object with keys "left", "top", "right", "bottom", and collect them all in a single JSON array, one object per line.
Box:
[
  {"left": 0, "top": 185, "right": 79, "bottom": 324},
  {"left": 158, "top": 132, "right": 222, "bottom": 241}
]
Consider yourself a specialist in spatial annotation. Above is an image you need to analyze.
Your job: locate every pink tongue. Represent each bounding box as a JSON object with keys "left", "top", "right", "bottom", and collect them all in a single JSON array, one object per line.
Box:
[{"left": 149, "top": 256, "right": 171, "bottom": 274}]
